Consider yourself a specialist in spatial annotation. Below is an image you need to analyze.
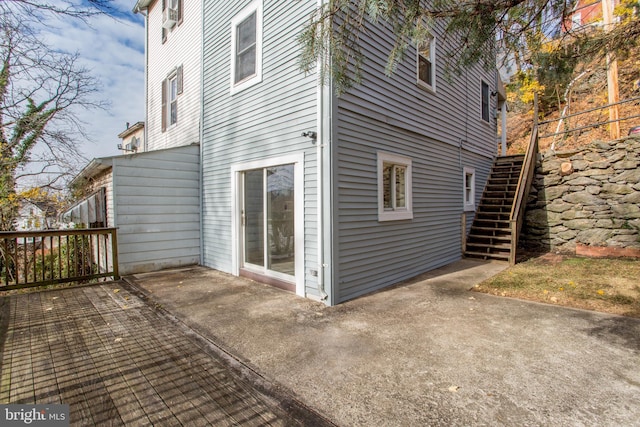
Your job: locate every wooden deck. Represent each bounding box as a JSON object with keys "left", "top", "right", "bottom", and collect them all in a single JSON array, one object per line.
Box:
[{"left": 0, "top": 284, "right": 330, "bottom": 426}]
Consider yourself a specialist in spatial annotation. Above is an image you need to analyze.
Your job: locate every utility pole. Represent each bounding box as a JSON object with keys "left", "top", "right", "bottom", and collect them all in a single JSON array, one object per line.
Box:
[{"left": 602, "top": 0, "right": 620, "bottom": 139}]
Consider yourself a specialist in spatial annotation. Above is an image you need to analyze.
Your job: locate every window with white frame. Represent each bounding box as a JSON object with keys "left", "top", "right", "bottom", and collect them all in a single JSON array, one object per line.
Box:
[
  {"left": 231, "top": 0, "right": 263, "bottom": 93},
  {"left": 378, "top": 152, "right": 413, "bottom": 221},
  {"left": 481, "top": 80, "right": 490, "bottom": 123},
  {"left": 463, "top": 167, "right": 475, "bottom": 211},
  {"left": 161, "top": 65, "right": 183, "bottom": 132},
  {"left": 417, "top": 34, "right": 436, "bottom": 92}
]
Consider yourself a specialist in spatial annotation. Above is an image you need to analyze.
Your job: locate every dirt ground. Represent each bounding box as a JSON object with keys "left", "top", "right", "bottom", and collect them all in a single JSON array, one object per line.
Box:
[{"left": 473, "top": 253, "right": 640, "bottom": 318}]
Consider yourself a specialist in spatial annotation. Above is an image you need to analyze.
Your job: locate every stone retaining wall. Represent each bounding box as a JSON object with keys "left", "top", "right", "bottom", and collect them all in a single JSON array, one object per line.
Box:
[{"left": 523, "top": 136, "right": 640, "bottom": 255}]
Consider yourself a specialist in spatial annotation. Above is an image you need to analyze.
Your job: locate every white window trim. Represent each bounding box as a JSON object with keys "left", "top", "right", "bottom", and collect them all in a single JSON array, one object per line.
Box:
[
  {"left": 463, "top": 167, "right": 476, "bottom": 212},
  {"left": 377, "top": 151, "right": 413, "bottom": 222},
  {"left": 416, "top": 34, "right": 436, "bottom": 93},
  {"left": 230, "top": 0, "right": 263, "bottom": 94},
  {"left": 481, "top": 79, "right": 491, "bottom": 124}
]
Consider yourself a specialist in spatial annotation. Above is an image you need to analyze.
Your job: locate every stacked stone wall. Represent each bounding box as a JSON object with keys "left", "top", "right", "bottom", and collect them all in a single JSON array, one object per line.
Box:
[{"left": 523, "top": 136, "right": 640, "bottom": 255}]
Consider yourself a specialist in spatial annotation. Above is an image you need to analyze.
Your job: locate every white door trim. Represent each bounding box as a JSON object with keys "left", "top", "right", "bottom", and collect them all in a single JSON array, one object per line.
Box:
[{"left": 230, "top": 153, "right": 305, "bottom": 296}]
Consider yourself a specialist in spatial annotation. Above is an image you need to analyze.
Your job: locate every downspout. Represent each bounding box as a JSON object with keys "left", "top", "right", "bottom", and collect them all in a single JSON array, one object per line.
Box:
[
  {"left": 199, "top": 0, "right": 204, "bottom": 267},
  {"left": 316, "top": 0, "right": 329, "bottom": 302}
]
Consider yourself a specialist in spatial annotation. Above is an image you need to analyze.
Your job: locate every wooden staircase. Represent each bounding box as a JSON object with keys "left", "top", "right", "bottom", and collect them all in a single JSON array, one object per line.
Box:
[{"left": 465, "top": 155, "right": 525, "bottom": 261}]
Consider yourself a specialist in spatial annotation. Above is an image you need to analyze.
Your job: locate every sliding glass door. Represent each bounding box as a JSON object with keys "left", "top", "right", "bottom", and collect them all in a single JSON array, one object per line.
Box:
[{"left": 242, "top": 164, "right": 295, "bottom": 279}]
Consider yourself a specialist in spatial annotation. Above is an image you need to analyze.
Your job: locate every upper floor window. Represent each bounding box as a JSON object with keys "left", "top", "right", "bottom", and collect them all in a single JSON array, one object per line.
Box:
[
  {"left": 417, "top": 35, "right": 436, "bottom": 92},
  {"left": 162, "top": 65, "right": 183, "bottom": 132},
  {"left": 231, "top": 0, "right": 263, "bottom": 93},
  {"left": 161, "top": 0, "right": 184, "bottom": 44},
  {"left": 378, "top": 152, "right": 413, "bottom": 221},
  {"left": 481, "top": 80, "right": 490, "bottom": 123},
  {"left": 169, "top": 75, "right": 178, "bottom": 125}
]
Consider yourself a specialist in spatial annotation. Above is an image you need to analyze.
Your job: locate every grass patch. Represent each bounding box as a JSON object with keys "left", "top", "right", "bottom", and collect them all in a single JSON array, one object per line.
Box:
[{"left": 473, "top": 254, "right": 640, "bottom": 318}]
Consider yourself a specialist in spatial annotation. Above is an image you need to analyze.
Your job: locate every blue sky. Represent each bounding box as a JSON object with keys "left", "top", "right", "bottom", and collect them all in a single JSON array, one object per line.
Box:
[{"left": 39, "top": 0, "right": 146, "bottom": 161}]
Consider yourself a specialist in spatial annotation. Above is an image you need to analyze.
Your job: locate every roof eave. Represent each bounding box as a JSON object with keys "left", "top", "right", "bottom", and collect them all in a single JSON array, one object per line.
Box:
[
  {"left": 133, "top": 0, "right": 153, "bottom": 13},
  {"left": 69, "top": 157, "right": 113, "bottom": 188}
]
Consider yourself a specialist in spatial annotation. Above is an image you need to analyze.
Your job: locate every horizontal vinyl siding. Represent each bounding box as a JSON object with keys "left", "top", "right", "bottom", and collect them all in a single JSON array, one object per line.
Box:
[
  {"left": 333, "top": 8, "right": 497, "bottom": 302},
  {"left": 201, "top": 0, "right": 319, "bottom": 295},
  {"left": 335, "top": 110, "right": 494, "bottom": 303},
  {"left": 146, "top": 0, "right": 202, "bottom": 151},
  {"left": 338, "top": 14, "right": 498, "bottom": 158},
  {"left": 113, "top": 145, "right": 200, "bottom": 274}
]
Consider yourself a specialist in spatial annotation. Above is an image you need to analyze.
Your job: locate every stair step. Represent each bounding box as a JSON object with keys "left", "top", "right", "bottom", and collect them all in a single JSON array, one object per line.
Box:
[
  {"left": 487, "top": 178, "right": 519, "bottom": 184},
  {"left": 464, "top": 251, "right": 510, "bottom": 260},
  {"left": 478, "top": 203, "right": 513, "bottom": 210},
  {"left": 465, "top": 242, "right": 511, "bottom": 250},
  {"left": 467, "top": 235, "right": 512, "bottom": 244},
  {"left": 490, "top": 173, "right": 521, "bottom": 179},
  {"left": 476, "top": 211, "right": 511, "bottom": 220},
  {"left": 495, "top": 154, "right": 525, "bottom": 162},
  {"left": 470, "top": 226, "right": 512, "bottom": 232}
]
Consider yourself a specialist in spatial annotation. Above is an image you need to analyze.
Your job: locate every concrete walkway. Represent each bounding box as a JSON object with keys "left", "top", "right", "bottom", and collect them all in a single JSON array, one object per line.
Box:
[{"left": 127, "top": 259, "right": 640, "bottom": 426}]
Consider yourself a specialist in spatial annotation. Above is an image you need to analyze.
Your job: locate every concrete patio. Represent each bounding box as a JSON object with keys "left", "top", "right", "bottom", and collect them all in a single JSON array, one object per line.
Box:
[{"left": 126, "top": 259, "right": 640, "bottom": 426}]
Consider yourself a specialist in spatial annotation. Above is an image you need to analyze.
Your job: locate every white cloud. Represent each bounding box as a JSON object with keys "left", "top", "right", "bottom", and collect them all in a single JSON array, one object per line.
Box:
[{"left": 38, "top": 5, "right": 146, "bottom": 161}]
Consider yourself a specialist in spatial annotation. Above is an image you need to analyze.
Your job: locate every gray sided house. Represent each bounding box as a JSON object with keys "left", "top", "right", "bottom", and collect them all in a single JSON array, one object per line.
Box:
[
  {"left": 67, "top": 144, "right": 200, "bottom": 275},
  {"left": 201, "top": 0, "right": 501, "bottom": 305}
]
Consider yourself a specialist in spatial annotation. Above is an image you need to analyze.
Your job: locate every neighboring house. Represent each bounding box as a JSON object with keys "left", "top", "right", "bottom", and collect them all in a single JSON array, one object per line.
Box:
[
  {"left": 199, "top": 1, "right": 505, "bottom": 305},
  {"left": 17, "top": 201, "right": 57, "bottom": 231},
  {"left": 563, "top": 0, "right": 620, "bottom": 32},
  {"left": 134, "top": 0, "right": 202, "bottom": 151},
  {"left": 118, "top": 121, "right": 145, "bottom": 153}
]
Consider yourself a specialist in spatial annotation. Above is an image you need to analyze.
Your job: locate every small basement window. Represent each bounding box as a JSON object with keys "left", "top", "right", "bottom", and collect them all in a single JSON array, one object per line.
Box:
[{"left": 463, "top": 167, "right": 475, "bottom": 211}]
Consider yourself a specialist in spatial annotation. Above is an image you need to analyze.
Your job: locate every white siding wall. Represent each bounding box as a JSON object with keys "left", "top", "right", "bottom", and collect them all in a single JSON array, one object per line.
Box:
[
  {"left": 333, "top": 16, "right": 498, "bottom": 302},
  {"left": 113, "top": 145, "right": 200, "bottom": 274},
  {"left": 145, "top": 0, "right": 202, "bottom": 151},
  {"left": 201, "top": 0, "right": 320, "bottom": 296}
]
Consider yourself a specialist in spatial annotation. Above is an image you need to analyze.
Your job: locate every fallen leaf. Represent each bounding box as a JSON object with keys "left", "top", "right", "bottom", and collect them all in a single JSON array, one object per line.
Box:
[{"left": 113, "top": 289, "right": 120, "bottom": 293}]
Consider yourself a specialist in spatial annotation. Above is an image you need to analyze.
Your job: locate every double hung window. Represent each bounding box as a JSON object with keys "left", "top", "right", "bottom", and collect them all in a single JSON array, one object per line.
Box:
[
  {"left": 417, "top": 35, "right": 436, "bottom": 92},
  {"left": 231, "top": 1, "right": 263, "bottom": 92}
]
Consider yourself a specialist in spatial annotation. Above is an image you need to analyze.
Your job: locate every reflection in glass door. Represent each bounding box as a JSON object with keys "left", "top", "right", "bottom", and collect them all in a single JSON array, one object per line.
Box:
[{"left": 242, "top": 164, "right": 295, "bottom": 278}]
